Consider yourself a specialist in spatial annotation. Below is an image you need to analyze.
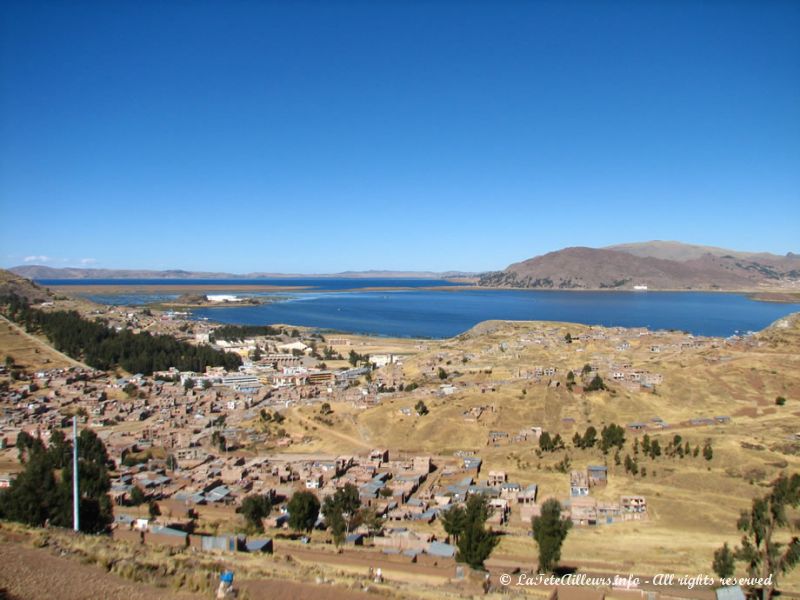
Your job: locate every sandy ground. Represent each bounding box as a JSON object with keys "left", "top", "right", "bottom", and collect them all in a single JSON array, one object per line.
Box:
[
  {"left": 0, "top": 541, "right": 203, "bottom": 600},
  {"left": 0, "top": 540, "right": 378, "bottom": 600}
]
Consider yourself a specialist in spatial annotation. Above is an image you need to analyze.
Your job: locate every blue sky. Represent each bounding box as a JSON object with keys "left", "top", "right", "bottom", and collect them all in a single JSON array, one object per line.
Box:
[{"left": 1, "top": 0, "right": 798, "bottom": 273}]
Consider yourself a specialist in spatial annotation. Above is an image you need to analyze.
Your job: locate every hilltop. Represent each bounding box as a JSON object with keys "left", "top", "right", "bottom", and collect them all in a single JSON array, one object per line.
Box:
[
  {"left": 479, "top": 241, "right": 800, "bottom": 291},
  {"left": 9, "top": 265, "right": 475, "bottom": 280},
  {"left": 0, "top": 270, "right": 54, "bottom": 303}
]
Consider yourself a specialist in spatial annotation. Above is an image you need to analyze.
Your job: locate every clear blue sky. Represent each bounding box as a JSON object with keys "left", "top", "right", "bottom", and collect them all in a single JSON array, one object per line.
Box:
[{"left": 1, "top": 0, "right": 798, "bottom": 273}]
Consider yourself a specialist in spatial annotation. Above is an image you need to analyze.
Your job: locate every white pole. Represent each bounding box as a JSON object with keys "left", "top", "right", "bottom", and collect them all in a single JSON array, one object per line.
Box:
[{"left": 72, "top": 416, "right": 79, "bottom": 532}]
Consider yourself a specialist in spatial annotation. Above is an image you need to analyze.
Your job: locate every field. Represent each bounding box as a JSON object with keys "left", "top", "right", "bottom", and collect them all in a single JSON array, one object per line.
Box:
[
  {"left": 0, "top": 314, "right": 84, "bottom": 370},
  {"left": 272, "top": 316, "right": 800, "bottom": 589}
]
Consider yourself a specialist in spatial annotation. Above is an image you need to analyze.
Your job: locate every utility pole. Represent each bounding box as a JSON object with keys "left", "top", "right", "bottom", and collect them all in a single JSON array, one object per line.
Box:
[{"left": 72, "top": 415, "right": 79, "bottom": 532}]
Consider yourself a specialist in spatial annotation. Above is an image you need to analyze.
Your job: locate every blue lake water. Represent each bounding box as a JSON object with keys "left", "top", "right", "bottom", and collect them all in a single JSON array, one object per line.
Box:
[
  {"left": 189, "top": 289, "right": 800, "bottom": 338},
  {"left": 44, "top": 278, "right": 800, "bottom": 338}
]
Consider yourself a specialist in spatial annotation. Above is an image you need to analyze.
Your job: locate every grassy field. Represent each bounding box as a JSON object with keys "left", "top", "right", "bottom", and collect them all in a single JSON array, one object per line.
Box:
[
  {"left": 0, "top": 314, "right": 84, "bottom": 370},
  {"left": 276, "top": 316, "right": 800, "bottom": 588}
]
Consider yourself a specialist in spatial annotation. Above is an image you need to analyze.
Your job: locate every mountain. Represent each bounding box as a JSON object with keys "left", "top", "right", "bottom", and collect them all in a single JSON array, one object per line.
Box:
[
  {"left": 0, "top": 270, "right": 54, "bottom": 303},
  {"left": 605, "top": 240, "right": 790, "bottom": 262},
  {"left": 479, "top": 242, "right": 800, "bottom": 290},
  {"left": 8, "top": 265, "right": 475, "bottom": 280}
]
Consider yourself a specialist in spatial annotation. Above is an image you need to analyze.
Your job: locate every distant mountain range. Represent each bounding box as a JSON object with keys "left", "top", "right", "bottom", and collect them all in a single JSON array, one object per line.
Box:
[
  {"left": 478, "top": 241, "right": 800, "bottom": 290},
  {"left": 8, "top": 265, "right": 476, "bottom": 280}
]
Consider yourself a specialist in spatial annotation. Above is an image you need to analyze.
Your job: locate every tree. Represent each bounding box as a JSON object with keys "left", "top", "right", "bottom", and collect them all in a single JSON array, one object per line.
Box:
[
  {"left": 358, "top": 506, "right": 383, "bottom": 535},
  {"left": 322, "top": 483, "right": 361, "bottom": 539},
  {"left": 165, "top": 453, "right": 178, "bottom": 471},
  {"left": 326, "top": 506, "right": 347, "bottom": 546},
  {"left": 183, "top": 378, "right": 195, "bottom": 391},
  {"left": 713, "top": 542, "right": 735, "bottom": 579},
  {"left": 703, "top": 439, "right": 713, "bottom": 461},
  {"left": 455, "top": 494, "right": 498, "bottom": 569},
  {"left": 320, "top": 402, "right": 332, "bottom": 415},
  {"left": 585, "top": 374, "right": 606, "bottom": 392},
  {"left": 148, "top": 501, "right": 161, "bottom": 519},
  {"left": 129, "top": 485, "right": 146, "bottom": 506},
  {"left": 564, "top": 333, "right": 572, "bottom": 344},
  {"left": 438, "top": 367, "right": 447, "bottom": 380},
  {"left": 441, "top": 505, "right": 467, "bottom": 545},
  {"left": 649, "top": 439, "right": 662, "bottom": 459},
  {"left": 239, "top": 494, "right": 272, "bottom": 533},
  {"left": 731, "top": 473, "right": 800, "bottom": 599},
  {"left": 539, "top": 431, "right": 553, "bottom": 452},
  {"left": 532, "top": 498, "right": 572, "bottom": 574},
  {"left": 287, "top": 490, "right": 320, "bottom": 534},
  {"left": 581, "top": 426, "right": 597, "bottom": 449},
  {"left": 4, "top": 354, "right": 14, "bottom": 368},
  {"left": 415, "top": 400, "right": 429, "bottom": 416},
  {"left": 600, "top": 424, "right": 625, "bottom": 453},
  {"left": 775, "top": 396, "right": 786, "bottom": 406}
]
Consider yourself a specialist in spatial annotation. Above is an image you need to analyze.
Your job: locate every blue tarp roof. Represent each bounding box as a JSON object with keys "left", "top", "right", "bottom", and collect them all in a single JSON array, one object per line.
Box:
[
  {"left": 245, "top": 538, "right": 273, "bottom": 552},
  {"left": 428, "top": 541, "right": 456, "bottom": 558}
]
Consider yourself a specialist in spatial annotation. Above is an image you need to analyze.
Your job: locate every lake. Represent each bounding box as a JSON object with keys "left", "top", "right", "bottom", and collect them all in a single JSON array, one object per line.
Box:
[
  {"left": 45, "top": 278, "right": 800, "bottom": 338},
  {"left": 189, "top": 288, "right": 798, "bottom": 338}
]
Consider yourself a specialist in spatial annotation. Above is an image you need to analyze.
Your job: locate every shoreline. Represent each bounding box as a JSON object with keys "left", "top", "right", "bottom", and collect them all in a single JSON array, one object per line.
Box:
[{"left": 46, "top": 283, "right": 800, "bottom": 306}]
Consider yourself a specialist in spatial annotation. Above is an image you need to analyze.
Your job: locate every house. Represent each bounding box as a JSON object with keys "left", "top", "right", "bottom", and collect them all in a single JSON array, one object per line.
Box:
[
  {"left": 245, "top": 538, "right": 273, "bottom": 553},
  {"left": 587, "top": 466, "right": 607, "bottom": 486},
  {"left": 569, "top": 497, "right": 598, "bottom": 526},
  {"left": 487, "top": 470, "right": 507, "bottom": 486},
  {"left": 427, "top": 541, "right": 456, "bottom": 558},
  {"left": 517, "top": 484, "right": 538, "bottom": 505},
  {"left": 621, "top": 495, "right": 647, "bottom": 514},
  {"left": 148, "top": 525, "right": 189, "bottom": 548},
  {"left": 569, "top": 470, "right": 589, "bottom": 497}
]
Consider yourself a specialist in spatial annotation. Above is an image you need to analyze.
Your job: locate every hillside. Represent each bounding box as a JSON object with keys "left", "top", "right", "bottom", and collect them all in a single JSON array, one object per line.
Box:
[
  {"left": 0, "top": 270, "right": 54, "bottom": 303},
  {"left": 9, "top": 265, "right": 474, "bottom": 280},
  {"left": 479, "top": 242, "right": 800, "bottom": 290}
]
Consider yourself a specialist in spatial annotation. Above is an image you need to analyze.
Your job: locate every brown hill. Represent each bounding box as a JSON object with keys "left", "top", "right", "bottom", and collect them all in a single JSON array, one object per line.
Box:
[
  {"left": 479, "top": 243, "right": 800, "bottom": 290},
  {"left": 0, "top": 270, "right": 54, "bottom": 303}
]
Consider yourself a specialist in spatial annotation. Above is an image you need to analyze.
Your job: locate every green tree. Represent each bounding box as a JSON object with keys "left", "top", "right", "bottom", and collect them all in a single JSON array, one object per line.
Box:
[
  {"left": 532, "top": 498, "right": 572, "bottom": 574},
  {"left": 581, "top": 426, "right": 597, "bottom": 449},
  {"left": 320, "top": 402, "right": 332, "bottom": 415},
  {"left": 165, "top": 453, "right": 178, "bottom": 471},
  {"left": 441, "top": 505, "right": 467, "bottom": 545},
  {"left": 148, "top": 501, "right": 161, "bottom": 519},
  {"left": 239, "top": 494, "right": 272, "bottom": 533},
  {"left": 320, "top": 483, "right": 361, "bottom": 547},
  {"left": 415, "top": 400, "right": 429, "bottom": 416},
  {"left": 287, "top": 490, "right": 321, "bottom": 534},
  {"left": 712, "top": 542, "right": 735, "bottom": 579},
  {"left": 438, "top": 367, "right": 447, "bottom": 380},
  {"left": 703, "top": 439, "right": 713, "bottom": 461},
  {"left": 775, "top": 396, "right": 786, "bottom": 406},
  {"left": 585, "top": 374, "right": 606, "bottom": 392},
  {"left": 732, "top": 473, "right": 800, "bottom": 599},
  {"left": 600, "top": 424, "right": 626, "bottom": 453},
  {"left": 455, "top": 494, "right": 498, "bottom": 569},
  {"left": 129, "top": 485, "right": 146, "bottom": 506}
]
